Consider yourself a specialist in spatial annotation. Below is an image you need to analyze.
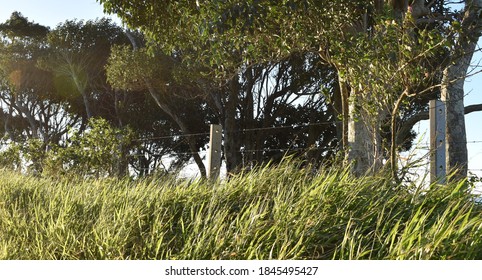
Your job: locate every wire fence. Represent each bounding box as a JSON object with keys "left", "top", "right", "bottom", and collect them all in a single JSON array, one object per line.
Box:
[
  {"left": 132, "top": 121, "right": 338, "bottom": 142},
  {"left": 404, "top": 144, "right": 482, "bottom": 176},
  {"left": 131, "top": 121, "right": 481, "bottom": 145},
  {"left": 128, "top": 121, "right": 482, "bottom": 175}
]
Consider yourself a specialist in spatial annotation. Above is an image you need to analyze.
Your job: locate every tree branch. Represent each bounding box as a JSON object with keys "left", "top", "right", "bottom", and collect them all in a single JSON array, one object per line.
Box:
[
  {"left": 397, "top": 103, "right": 482, "bottom": 145},
  {"left": 464, "top": 103, "right": 482, "bottom": 115},
  {"left": 415, "top": 15, "right": 454, "bottom": 25}
]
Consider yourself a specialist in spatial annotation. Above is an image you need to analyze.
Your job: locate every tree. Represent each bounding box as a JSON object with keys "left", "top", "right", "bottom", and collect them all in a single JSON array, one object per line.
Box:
[
  {"left": 107, "top": 37, "right": 210, "bottom": 178},
  {"left": 99, "top": 0, "right": 482, "bottom": 180},
  {"left": 236, "top": 53, "right": 338, "bottom": 167},
  {"left": 40, "top": 18, "right": 128, "bottom": 122},
  {"left": 100, "top": 0, "right": 350, "bottom": 174},
  {"left": 0, "top": 12, "right": 84, "bottom": 172},
  {"left": 0, "top": 12, "right": 51, "bottom": 141},
  {"left": 440, "top": 0, "right": 482, "bottom": 181}
]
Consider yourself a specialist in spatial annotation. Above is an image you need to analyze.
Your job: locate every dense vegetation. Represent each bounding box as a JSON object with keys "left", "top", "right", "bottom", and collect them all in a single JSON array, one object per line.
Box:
[
  {"left": 4, "top": 1, "right": 482, "bottom": 179},
  {"left": 1, "top": 1, "right": 482, "bottom": 261},
  {"left": 1, "top": 160, "right": 481, "bottom": 260}
]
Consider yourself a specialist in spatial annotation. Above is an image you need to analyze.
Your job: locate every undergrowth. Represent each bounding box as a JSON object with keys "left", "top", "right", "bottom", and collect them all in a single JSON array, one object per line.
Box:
[{"left": 0, "top": 160, "right": 481, "bottom": 259}]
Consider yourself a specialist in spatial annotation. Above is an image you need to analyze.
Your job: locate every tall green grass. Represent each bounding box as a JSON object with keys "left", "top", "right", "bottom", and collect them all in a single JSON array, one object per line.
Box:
[{"left": 0, "top": 160, "right": 481, "bottom": 259}]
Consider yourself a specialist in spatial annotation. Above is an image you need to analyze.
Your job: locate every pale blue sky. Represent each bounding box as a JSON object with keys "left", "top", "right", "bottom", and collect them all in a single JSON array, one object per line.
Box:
[
  {"left": 0, "top": 0, "right": 481, "bottom": 178},
  {"left": 0, "top": 0, "right": 120, "bottom": 28}
]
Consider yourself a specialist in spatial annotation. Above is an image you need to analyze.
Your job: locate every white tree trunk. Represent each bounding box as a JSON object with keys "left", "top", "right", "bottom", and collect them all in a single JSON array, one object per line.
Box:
[
  {"left": 441, "top": 0, "right": 482, "bottom": 180},
  {"left": 346, "top": 94, "right": 385, "bottom": 176}
]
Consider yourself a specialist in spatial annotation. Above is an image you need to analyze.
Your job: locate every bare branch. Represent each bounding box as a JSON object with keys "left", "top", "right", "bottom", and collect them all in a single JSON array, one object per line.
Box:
[{"left": 397, "top": 102, "right": 482, "bottom": 145}]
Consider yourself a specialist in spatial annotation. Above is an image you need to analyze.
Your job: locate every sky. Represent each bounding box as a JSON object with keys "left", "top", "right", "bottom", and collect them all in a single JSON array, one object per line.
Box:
[
  {"left": 0, "top": 0, "right": 121, "bottom": 28},
  {"left": 0, "top": 0, "right": 481, "bottom": 180}
]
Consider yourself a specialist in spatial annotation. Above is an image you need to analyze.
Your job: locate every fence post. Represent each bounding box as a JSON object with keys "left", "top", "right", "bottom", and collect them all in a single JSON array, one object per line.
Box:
[
  {"left": 207, "top": 124, "right": 222, "bottom": 180},
  {"left": 430, "top": 99, "right": 446, "bottom": 184}
]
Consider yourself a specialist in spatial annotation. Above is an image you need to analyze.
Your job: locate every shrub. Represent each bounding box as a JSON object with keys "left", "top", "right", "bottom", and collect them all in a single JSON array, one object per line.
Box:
[{"left": 44, "top": 118, "right": 134, "bottom": 178}]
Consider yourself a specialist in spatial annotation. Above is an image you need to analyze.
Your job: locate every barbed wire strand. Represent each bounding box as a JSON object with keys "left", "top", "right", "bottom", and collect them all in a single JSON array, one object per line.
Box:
[
  {"left": 132, "top": 121, "right": 481, "bottom": 144},
  {"left": 133, "top": 121, "right": 338, "bottom": 142}
]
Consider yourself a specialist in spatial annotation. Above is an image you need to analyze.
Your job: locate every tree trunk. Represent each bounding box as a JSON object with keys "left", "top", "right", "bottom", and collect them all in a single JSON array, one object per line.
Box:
[
  {"left": 69, "top": 63, "right": 93, "bottom": 119},
  {"left": 125, "top": 30, "right": 207, "bottom": 178},
  {"left": 441, "top": 0, "right": 482, "bottom": 181},
  {"left": 224, "top": 76, "right": 242, "bottom": 175},
  {"left": 337, "top": 76, "right": 349, "bottom": 151},
  {"left": 441, "top": 67, "right": 469, "bottom": 180},
  {"left": 346, "top": 98, "right": 384, "bottom": 175},
  {"left": 242, "top": 67, "right": 257, "bottom": 168},
  {"left": 146, "top": 84, "right": 207, "bottom": 178},
  {"left": 80, "top": 89, "right": 93, "bottom": 119},
  {"left": 4, "top": 98, "right": 16, "bottom": 141}
]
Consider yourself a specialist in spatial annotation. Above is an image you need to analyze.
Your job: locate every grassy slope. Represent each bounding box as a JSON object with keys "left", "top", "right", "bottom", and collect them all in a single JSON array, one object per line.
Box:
[{"left": 1, "top": 161, "right": 482, "bottom": 260}]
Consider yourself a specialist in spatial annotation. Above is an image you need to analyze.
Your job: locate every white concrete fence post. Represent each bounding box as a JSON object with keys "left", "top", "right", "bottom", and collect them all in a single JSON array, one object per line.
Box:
[
  {"left": 207, "top": 124, "right": 222, "bottom": 180},
  {"left": 430, "top": 99, "right": 446, "bottom": 184}
]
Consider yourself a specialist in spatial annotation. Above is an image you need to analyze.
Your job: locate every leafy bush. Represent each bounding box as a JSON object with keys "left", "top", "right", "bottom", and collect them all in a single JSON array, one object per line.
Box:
[
  {"left": 44, "top": 118, "right": 134, "bottom": 178},
  {"left": 0, "top": 140, "right": 22, "bottom": 171}
]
